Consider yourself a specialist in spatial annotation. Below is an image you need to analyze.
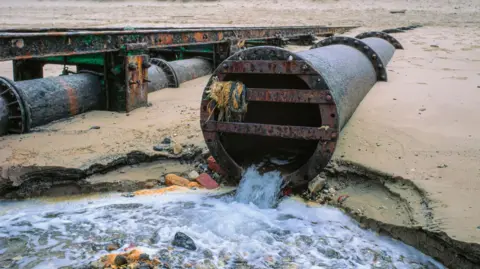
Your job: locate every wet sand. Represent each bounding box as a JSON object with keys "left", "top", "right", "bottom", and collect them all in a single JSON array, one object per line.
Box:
[{"left": 0, "top": 0, "right": 479, "bottom": 266}]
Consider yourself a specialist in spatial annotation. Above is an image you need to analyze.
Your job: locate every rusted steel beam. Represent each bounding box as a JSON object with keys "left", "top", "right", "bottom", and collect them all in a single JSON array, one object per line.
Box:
[
  {"left": 202, "top": 121, "right": 337, "bottom": 141},
  {"left": 246, "top": 88, "right": 333, "bottom": 104},
  {"left": 219, "top": 60, "right": 317, "bottom": 75},
  {"left": 0, "top": 26, "right": 357, "bottom": 61}
]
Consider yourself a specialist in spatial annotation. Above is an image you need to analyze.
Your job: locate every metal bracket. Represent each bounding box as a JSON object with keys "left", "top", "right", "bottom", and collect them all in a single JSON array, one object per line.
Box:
[{"left": 125, "top": 54, "right": 149, "bottom": 112}]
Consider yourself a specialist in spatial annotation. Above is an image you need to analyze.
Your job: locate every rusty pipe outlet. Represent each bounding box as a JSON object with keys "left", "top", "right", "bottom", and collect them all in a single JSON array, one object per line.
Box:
[
  {"left": 0, "top": 73, "right": 103, "bottom": 135},
  {"left": 199, "top": 31, "right": 402, "bottom": 186},
  {"left": 148, "top": 58, "right": 213, "bottom": 93}
]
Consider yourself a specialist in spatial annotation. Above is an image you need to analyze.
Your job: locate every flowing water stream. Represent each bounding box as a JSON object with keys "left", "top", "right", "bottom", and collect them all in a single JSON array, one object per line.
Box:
[{"left": 0, "top": 168, "right": 444, "bottom": 269}]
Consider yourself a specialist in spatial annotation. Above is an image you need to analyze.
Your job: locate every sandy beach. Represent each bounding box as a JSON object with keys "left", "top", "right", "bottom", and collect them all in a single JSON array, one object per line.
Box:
[{"left": 0, "top": 0, "right": 479, "bottom": 267}]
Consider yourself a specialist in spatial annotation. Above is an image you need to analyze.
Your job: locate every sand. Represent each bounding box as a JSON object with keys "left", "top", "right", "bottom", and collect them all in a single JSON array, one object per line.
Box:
[{"left": 0, "top": 0, "right": 479, "bottom": 258}]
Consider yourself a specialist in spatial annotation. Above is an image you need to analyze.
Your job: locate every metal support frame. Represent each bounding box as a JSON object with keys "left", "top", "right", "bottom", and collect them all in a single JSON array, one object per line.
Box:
[{"left": 0, "top": 25, "right": 356, "bottom": 114}]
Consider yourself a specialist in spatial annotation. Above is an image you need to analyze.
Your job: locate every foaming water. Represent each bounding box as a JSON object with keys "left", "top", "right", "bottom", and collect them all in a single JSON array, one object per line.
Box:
[
  {"left": 235, "top": 166, "right": 283, "bottom": 209},
  {"left": 0, "top": 190, "right": 444, "bottom": 269}
]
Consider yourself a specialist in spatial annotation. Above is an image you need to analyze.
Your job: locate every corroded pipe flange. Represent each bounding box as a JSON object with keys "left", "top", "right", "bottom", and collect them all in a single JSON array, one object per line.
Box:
[
  {"left": 355, "top": 31, "right": 404, "bottom": 49},
  {"left": 0, "top": 77, "right": 29, "bottom": 134},
  {"left": 150, "top": 58, "right": 179, "bottom": 88},
  {"left": 311, "top": 36, "right": 388, "bottom": 81},
  {"left": 200, "top": 46, "right": 338, "bottom": 186}
]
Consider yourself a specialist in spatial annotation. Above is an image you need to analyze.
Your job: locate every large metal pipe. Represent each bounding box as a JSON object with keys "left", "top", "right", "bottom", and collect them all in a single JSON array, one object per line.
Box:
[
  {"left": 148, "top": 58, "right": 213, "bottom": 93},
  {"left": 0, "top": 73, "right": 103, "bottom": 135},
  {"left": 199, "top": 31, "right": 403, "bottom": 186}
]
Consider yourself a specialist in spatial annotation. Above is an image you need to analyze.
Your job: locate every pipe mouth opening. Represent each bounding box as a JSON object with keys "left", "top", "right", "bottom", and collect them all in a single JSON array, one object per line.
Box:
[
  {"left": 0, "top": 77, "right": 28, "bottom": 134},
  {"left": 219, "top": 73, "right": 322, "bottom": 174}
]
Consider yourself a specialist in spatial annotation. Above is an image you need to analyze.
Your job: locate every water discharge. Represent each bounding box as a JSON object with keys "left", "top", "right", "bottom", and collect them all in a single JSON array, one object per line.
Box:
[
  {"left": 0, "top": 169, "right": 444, "bottom": 269},
  {"left": 235, "top": 166, "right": 283, "bottom": 209}
]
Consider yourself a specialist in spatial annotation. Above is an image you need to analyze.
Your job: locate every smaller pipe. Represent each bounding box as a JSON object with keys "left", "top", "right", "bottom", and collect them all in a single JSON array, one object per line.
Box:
[
  {"left": 169, "top": 58, "right": 213, "bottom": 85},
  {"left": 0, "top": 73, "right": 103, "bottom": 135},
  {"left": 148, "top": 58, "right": 213, "bottom": 93}
]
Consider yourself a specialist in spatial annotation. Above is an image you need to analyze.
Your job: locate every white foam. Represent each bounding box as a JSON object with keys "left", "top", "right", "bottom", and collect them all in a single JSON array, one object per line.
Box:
[{"left": 0, "top": 190, "right": 444, "bottom": 268}]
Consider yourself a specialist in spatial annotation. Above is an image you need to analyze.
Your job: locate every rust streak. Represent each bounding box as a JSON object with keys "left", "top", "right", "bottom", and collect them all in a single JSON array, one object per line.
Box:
[{"left": 58, "top": 78, "right": 79, "bottom": 115}]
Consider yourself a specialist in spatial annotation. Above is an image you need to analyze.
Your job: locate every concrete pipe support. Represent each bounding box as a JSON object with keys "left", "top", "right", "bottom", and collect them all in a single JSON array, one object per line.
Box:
[
  {"left": 199, "top": 31, "right": 402, "bottom": 186},
  {"left": 148, "top": 58, "right": 213, "bottom": 93},
  {"left": 0, "top": 73, "right": 103, "bottom": 135}
]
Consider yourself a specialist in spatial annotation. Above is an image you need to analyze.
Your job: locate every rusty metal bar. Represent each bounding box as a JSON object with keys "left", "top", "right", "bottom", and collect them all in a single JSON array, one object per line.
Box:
[
  {"left": 202, "top": 121, "right": 336, "bottom": 140},
  {"left": 0, "top": 26, "right": 356, "bottom": 61},
  {"left": 219, "top": 60, "right": 317, "bottom": 75},
  {"left": 246, "top": 88, "right": 332, "bottom": 104}
]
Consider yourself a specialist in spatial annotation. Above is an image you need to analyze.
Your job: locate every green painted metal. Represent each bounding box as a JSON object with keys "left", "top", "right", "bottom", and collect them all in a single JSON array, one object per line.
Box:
[{"left": 42, "top": 54, "right": 104, "bottom": 66}]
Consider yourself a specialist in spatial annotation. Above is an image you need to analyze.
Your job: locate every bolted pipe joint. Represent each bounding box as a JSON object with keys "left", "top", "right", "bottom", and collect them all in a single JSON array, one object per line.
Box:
[
  {"left": 200, "top": 41, "right": 402, "bottom": 187},
  {"left": 148, "top": 58, "right": 213, "bottom": 93},
  {"left": 310, "top": 32, "right": 401, "bottom": 82}
]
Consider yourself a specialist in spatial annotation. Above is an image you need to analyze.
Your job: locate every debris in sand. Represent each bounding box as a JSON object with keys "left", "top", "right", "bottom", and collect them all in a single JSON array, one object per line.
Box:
[
  {"left": 419, "top": 108, "right": 427, "bottom": 112},
  {"left": 390, "top": 9, "right": 406, "bottom": 14},
  {"left": 144, "top": 181, "right": 155, "bottom": 189},
  {"left": 90, "top": 126, "right": 101, "bottom": 130},
  {"left": 188, "top": 181, "right": 202, "bottom": 189},
  {"left": 188, "top": 170, "right": 200, "bottom": 180},
  {"left": 437, "top": 164, "right": 448, "bottom": 168},
  {"left": 173, "top": 143, "right": 183, "bottom": 155},
  {"left": 196, "top": 173, "right": 219, "bottom": 189},
  {"left": 337, "top": 195, "right": 349, "bottom": 204},
  {"left": 153, "top": 144, "right": 171, "bottom": 152},
  {"left": 172, "top": 232, "right": 197, "bottom": 251},
  {"left": 114, "top": 254, "right": 128, "bottom": 266},
  {"left": 207, "top": 156, "right": 224, "bottom": 174},
  {"left": 308, "top": 175, "right": 327, "bottom": 193},
  {"left": 96, "top": 248, "right": 161, "bottom": 269},
  {"left": 162, "top": 137, "right": 172, "bottom": 144},
  {"left": 134, "top": 186, "right": 182, "bottom": 196},
  {"left": 165, "top": 174, "right": 190, "bottom": 187},
  {"left": 430, "top": 44, "right": 439, "bottom": 48}
]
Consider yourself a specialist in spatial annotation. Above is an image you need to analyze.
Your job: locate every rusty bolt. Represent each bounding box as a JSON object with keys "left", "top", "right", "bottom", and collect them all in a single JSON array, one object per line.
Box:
[
  {"left": 372, "top": 54, "right": 377, "bottom": 59},
  {"left": 128, "top": 63, "right": 138, "bottom": 71},
  {"left": 302, "top": 64, "right": 309, "bottom": 71},
  {"left": 326, "top": 95, "right": 332, "bottom": 101},
  {"left": 331, "top": 132, "right": 338, "bottom": 139}
]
